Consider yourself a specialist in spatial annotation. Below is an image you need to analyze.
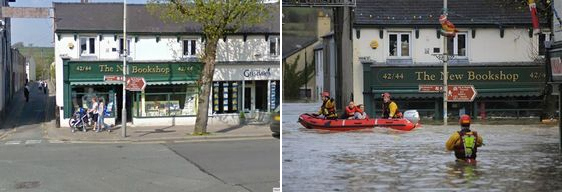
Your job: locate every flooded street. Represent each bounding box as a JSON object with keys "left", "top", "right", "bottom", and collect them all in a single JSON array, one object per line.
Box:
[{"left": 282, "top": 102, "right": 562, "bottom": 191}]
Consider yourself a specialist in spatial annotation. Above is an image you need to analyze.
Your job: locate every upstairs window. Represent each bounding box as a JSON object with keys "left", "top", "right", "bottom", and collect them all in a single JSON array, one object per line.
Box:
[
  {"left": 183, "top": 40, "right": 197, "bottom": 56},
  {"left": 80, "top": 37, "right": 96, "bottom": 55},
  {"left": 447, "top": 33, "right": 467, "bottom": 57},
  {"left": 119, "top": 38, "right": 131, "bottom": 56},
  {"left": 269, "top": 37, "right": 280, "bottom": 56},
  {"left": 388, "top": 33, "right": 410, "bottom": 57}
]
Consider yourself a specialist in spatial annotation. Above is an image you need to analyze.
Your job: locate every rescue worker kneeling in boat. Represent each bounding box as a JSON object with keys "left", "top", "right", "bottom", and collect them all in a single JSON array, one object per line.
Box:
[
  {"left": 446, "top": 115, "right": 484, "bottom": 164},
  {"left": 381, "top": 92, "right": 402, "bottom": 119},
  {"left": 316, "top": 91, "right": 337, "bottom": 119}
]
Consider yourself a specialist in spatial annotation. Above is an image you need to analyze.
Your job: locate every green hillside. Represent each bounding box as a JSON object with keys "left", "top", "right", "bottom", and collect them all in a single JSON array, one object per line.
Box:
[{"left": 16, "top": 46, "right": 54, "bottom": 80}]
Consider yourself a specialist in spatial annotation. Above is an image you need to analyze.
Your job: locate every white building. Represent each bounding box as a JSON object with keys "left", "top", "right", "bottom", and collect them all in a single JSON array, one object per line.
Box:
[
  {"left": 54, "top": 3, "right": 280, "bottom": 126},
  {"left": 26, "top": 56, "right": 35, "bottom": 82},
  {"left": 350, "top": 0, "right": 548, "bottom": 119}
]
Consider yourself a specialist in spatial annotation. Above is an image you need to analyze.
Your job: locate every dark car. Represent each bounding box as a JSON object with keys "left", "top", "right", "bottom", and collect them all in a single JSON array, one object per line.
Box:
[{"left": 270, "top": 106, "right": 280, "bottom": 136}]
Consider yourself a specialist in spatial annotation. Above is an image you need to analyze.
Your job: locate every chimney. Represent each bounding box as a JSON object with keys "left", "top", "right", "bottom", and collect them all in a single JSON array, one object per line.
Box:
[{"left": 317, "top": 11, "right": 331, "bottom": 38}]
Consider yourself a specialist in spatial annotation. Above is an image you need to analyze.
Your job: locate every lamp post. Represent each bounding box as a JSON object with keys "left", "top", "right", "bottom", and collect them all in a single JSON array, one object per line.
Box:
[
  {"left": 122, "top": 0, "right": 127, "bottom": 137},
  {"left": 443, "top": 0, "right": 448, "bottom": 126}
]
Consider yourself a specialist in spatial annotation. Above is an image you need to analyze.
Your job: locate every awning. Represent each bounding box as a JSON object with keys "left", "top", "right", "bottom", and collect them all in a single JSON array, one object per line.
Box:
[
  {"left": 71, "top": 82, "right": 122, "bottom": 85},
  {"left": 146, "top": 81, "right": 196, "bottom": 85}
]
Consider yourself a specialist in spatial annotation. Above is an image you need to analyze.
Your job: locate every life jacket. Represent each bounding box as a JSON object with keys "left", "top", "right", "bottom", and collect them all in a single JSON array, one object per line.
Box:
[
  {"left": 345, "top": 106, "right": 356, "bottom": 116},
  {"left": 320, "top": 98, "right": 337, "bottom": 118},
  {"left": 382, "top": 101, "right": 400, "bottom": 118},
  {"left": 355, "top": 106, "right": 363, "bottom": 113},
  {"left": 454, "top": 130, "right": 479, "bottom": 160}
]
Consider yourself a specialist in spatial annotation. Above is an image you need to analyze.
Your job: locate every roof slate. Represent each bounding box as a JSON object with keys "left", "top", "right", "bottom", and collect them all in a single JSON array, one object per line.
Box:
[
  {"left": 354, "top": 0, "right": 546, "bottom": 27},
  {"left": 54, "top": 3, "right": 279, "bottom": 34}
]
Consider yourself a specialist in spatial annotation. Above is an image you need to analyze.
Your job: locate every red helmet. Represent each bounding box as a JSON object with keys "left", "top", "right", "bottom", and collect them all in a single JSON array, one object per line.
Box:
[
  {"left": 322, "top": 91, "right": 330, "bottom": 97},
  {"left": 382, "top": 92, "right": 391, "bottom": 98},
  {"left": 460, "top": 114, "right": 471, "bottom": 126}
]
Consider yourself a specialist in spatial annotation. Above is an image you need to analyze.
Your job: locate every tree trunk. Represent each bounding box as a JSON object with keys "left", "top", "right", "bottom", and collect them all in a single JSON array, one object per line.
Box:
[{"left": 194, "top": 39, "right": 218, "bottom": 134}]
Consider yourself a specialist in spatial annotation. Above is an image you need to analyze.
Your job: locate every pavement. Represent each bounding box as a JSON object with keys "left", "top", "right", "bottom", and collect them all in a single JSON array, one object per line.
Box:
[
  {"left": 0, "top": 80, "right": 277, "bottom": 143},
  {"left": 44, "top": 122, "right": 276, "bottom": 143}
]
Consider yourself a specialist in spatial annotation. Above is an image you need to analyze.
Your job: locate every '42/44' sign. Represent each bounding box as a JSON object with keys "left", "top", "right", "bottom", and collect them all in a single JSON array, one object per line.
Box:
[{"left": 382, "top": 73, "right": 404, "bottom": 80}]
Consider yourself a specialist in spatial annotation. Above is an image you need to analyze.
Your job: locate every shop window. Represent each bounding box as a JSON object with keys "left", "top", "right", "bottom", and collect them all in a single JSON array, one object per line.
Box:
[
  {"left": 70, "top": 87, "right": 116, "bottom": 118},
  {"left": 80, "top": 37, "right": 96, "bottom": 55},
  {"left": 269, "top": 37, "right": 280, "bottom": 56},
  {"left": 447, "top": 33, "right": 467, "bottom": 57},
  {"left": 183, "top": 39, "right": 197, "bottom": 56},
  {"left": 213, "top": 81, "right": 240, "bottom": 114},
  {"left": 388, "top": 33, "right": 410, "bottom": 57},
  {"left": 139, "top": 85, "right": 198, "bottom": 117},
  {"left": 119, "top": 38, "right": 131, "bottom": 56}
]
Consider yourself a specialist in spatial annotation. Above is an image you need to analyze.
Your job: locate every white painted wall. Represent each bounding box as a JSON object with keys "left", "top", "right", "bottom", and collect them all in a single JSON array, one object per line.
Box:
[
  {"left": 353, "top": 27, "right": 541, "bottom": 105},
  {"left": 356, "top": 28, "right": 538, "bottom": 64},
  {"left": 55, "top": 34, "right": 277, "bottom": 63},
  {"left": 27, "top": 57, "right": 36, "bottom": 81}
]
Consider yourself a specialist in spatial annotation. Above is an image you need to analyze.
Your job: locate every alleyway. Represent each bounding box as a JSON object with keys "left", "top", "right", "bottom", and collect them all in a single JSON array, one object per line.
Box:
[{"left": 1, "top": 81, "right": 55, "bottom": 142}]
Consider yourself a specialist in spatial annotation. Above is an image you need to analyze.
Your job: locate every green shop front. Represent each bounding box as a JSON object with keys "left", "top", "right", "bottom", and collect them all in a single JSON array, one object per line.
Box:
[
  {"left": 62, "top": 59, "right": 203, "bottom": 126},
  {"left": 362, "top": 64, "right": 547, "bottom": 119}
]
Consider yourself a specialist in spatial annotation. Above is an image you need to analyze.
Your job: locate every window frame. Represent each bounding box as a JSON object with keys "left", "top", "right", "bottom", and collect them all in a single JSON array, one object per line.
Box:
[
  {"left": 119, "top": 37, "right": 132, "bottom": 56},
  {"left": 269, "top": 36, "right": 280, "bottom": 56},
  {"left": 79, "top": 36, "right": 96, "bottom": 56},
  {"left": 182, "top": 39, "right": 198, "bottom": 57},
  {"left": 387, "top": 32, "right": 411, "bottom": 58},
  {"left": 448, "top": 32, "right": 468, "bottom": 58}
]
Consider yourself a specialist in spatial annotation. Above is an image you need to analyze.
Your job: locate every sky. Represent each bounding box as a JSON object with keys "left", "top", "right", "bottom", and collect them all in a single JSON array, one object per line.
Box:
[{"left": 10, "top": 0, "right": 149, "bottom": 47}]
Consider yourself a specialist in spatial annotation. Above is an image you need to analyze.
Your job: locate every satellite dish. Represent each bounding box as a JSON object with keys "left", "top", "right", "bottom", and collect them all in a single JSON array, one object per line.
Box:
[{"left": 0, "top": 20, "right": 4, "bottom": 32}]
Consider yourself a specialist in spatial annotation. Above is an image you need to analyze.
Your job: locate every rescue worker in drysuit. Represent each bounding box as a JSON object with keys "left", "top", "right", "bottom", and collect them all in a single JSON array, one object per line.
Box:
[
  {"left": 381, "top": 92, "right": 402, "bottom": 119},
  {"left": 446, "top": 115, "right": 484, "bottom": 164},
  {"left": 317, "top": 91, "right": 337, "bottom": 119}
]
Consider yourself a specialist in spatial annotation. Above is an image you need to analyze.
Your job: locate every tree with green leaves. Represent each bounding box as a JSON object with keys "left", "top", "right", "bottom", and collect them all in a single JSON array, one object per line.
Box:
[
  {"left": 283, "top": 54, "right": 315, "bottom": 100},
  {"left": 147, "top": 0, "right": 271, "bottom": 135}
]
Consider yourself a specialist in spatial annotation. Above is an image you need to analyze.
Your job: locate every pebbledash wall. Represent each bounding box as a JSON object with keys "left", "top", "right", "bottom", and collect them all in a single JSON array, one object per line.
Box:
[{"left": 54, "top": 3, "right": 280, "bottom": 127}]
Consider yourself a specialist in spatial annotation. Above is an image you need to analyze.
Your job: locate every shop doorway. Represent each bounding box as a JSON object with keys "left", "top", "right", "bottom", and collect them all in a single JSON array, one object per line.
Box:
[
  {"left": 244, "top": 84, "right": 255, "bottom": 112},
  {"left": 115, "top": 89, "right": 133, "bottom": 124}
]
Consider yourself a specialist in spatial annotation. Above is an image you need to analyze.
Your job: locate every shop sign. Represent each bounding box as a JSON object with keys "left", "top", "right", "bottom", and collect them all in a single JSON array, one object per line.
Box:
[
  {"left": 243, "top": 68, "right": 272, "bottom": 78},
  {"left": 371, "top": 66, "right": 545, "bottom": 88},
  {"left": 67, "top": 62, "right": 202, "bottom": 82}
]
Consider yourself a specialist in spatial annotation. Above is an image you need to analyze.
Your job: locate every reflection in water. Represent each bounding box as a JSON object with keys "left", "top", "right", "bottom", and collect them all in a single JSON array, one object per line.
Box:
[{"left": 282, "top": 103, "right": 562, "bottom": 192}]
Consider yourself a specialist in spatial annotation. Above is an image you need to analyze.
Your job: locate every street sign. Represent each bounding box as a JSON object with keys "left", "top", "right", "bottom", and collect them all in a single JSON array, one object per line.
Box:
[
  {"left": 125, "top": 77, "right": 146, "bottom": 91},
  {"left": 104, "top": 75, "right": 123, "bottom": 83},
  {"left": 447, "top": 85, "right": 477, "bottom": 102},
  {"left": 419, "top": 84, "right": 443, "bottom": 93}
]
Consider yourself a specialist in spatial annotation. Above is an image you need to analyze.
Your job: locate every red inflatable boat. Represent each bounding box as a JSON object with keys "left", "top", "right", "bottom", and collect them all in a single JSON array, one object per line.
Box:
[{"left": 298, "top": 113, "right": 418, "bottom": 131}]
